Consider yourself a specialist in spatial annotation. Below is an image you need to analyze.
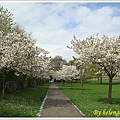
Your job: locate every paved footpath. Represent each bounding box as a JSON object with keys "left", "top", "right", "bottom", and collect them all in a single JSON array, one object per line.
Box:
[{"left": 37, "top": 83, "right": 86, "bottom": 117}]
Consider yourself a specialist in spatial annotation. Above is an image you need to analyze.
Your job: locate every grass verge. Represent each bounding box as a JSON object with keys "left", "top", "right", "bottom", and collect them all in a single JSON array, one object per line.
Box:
[
  {"left": 0, "top": 83, "right": 50, "bottom": 117},
  {"left": 56, "top": 80, "right": 120, "bottom": 117}
]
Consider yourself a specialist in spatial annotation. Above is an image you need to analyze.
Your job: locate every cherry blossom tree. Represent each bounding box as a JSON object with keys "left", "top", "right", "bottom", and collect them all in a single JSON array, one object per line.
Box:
[
  {"left": 0, "top": 5, "right": 50, "bottom": 98},
  {"left": 75, "top": 58, "right": 86, "bottom": 93},
  {"left": 0, "top": 30, "right": 50, "bottom": 98},
  {"left": 0, "top": 5, "right": 15, "bottom": 34},
  {"left": 56, "top": 65, "right": 79, "bottom": 88},
  {"left": 68, "top": 34, "right": 120, "bottom": 104},
  {"left": 30, "top": 52, "right": 50, "bottom": 85}
]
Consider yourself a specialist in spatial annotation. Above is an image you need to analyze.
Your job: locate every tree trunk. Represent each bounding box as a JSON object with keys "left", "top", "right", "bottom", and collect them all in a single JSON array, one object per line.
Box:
[
  {"left": 81, "top": 79, "right": 83, "bottom": 94},
  {"left": 70, "top": 80, "right": 72, "bottom": 89},
  {"left": 108, "top": 77, "right": 113, "bottom": 104},
  {"left": 62, "top": 80, "right": 65, "bottom": 86},
  {"left": 1, "top": 67, "right": 7, "bottom": 99},
  {"left": 21, "top": 75, "right": 26, "bottom": 89},
  {"left": 78, "top": 79, "right": 80, "bottom": 84},
  {"left": 98, "top": 77, "right": 99, "bottom": 82},
  {"left": 100, "top": 76, "right": 102, "bottom": 84},
  {"left": 40, "top": 78, "right": 42, "bottom": 85},
  {"left": 65, "top": 80, "right": 67, "bottom": 86},
  {"left": 1, "top": 75, "right": 5, "bottom": 99}
]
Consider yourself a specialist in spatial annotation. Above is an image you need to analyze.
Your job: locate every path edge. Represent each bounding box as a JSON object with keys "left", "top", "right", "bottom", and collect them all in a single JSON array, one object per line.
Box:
[
  {"left": 36, "top": 85, "right": 49, "bottom": 117},
  {"left": 55, "top": 84, "right": 87, "bottom": 118}
]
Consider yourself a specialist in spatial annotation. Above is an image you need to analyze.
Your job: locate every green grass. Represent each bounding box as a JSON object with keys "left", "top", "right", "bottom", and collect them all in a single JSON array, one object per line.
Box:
[
  {"left": 0, "top": 83, "right": 50, "bottom": 117},
  {"left": 56, "top": 80, "right": 120, "bottom": 117}
]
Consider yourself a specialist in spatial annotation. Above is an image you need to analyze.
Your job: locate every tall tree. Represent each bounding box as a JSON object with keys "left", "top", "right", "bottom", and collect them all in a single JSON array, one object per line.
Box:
[
  {"left": 68, "top": 34, "right": 120, "bottom": 104},
  {"left": 0, "top": 5, "right": 15, "bottom": 34},
  {"left": 49, "top": 55, "right": 66, "bottom": 71},
  {"left": 74, "top": 58, "right": 87, "bottom": 94},
  {"left": 0, "top": 5, "right": 50, "bottom": 98}
]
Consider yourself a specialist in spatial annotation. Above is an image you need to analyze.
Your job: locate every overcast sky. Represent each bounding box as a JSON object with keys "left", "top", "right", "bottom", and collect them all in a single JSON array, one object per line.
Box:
[{"left": 1, "top": 1, "right": 120, "bottom": 61}]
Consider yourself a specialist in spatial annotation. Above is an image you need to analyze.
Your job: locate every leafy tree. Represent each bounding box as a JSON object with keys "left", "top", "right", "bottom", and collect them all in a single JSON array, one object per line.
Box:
[
  {"left": 0, "top": 30, "right": 50, "bottom": 98},
  {"left": 74, "top": 57, "right": 87, "bottom": 94},
  {"left": 0, "top": 5, "right": 15, "bottom": 34},
  {"left": 68, "top": 34, "right": 120, "bottom": 104},
  {"left": 49, "top": 55, "right": 67, "bottom": 71},
  {"left": 85, "top": 64, "right": 99, "bottom": 79},
  {"left": 67, "top": 59, "right": 75, "bottom": 66},
  {"left": 0, "top": 5, "right": 51, "bottom": 98}
]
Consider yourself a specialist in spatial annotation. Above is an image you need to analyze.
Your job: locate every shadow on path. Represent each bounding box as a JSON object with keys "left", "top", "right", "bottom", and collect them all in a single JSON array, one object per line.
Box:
[{"left": 37, "top": 83, "right": 85, "bottom": 117}]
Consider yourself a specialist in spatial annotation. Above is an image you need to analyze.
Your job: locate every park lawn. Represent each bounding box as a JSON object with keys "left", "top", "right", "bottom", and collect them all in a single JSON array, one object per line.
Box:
[
  {"left": 56, "top": 80, "right": 120, "bottom": 117},
  {"left": 0, "top": 82, "right": 50, "bottom": 117}
]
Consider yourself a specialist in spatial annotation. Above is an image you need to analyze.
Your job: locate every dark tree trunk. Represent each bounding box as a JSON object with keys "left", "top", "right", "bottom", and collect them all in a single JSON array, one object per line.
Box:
[
  {"left": 78, "top": 79, "right": 80, "bottom": 84},
  {"left": 108, "top": 77, "right": 113, "bottom": 104},
  {"left": 98, "top": 76, "right": 102, "bottom": 84},
  {"left": 103, "top": 66, "right": 116, "bottom": 104},
  {"left": 21, "top": 74, "right": 26, "bottom": 89},
  {"left": 70, "top": 80, "right": 72, "bottom": 89},
  {"left": 62, "top": 80, "right": 65, "bottom": 86},
  {"left": 81, "top": 79, "right": 83, "bottom": 94},
  {"left": 1, "top": 75, "right": 5, "bottom": 99},
  {"left": 100, "top": 76, "right": 102, "bottom": 84},
  {"left": 108, "top": 73, "right": 116, "bottom": 104},
  {"left": 40, "top": 78, "right": 42, "bottom": 85},
  {"left": 65, "top": 80, "right": 67, "bottom": 86},
  {"left": 1, "top": 67, "right": 7, "bottom": 99},
  {"left": 98, "top": 77, "right": 99, "bottom": 82}
]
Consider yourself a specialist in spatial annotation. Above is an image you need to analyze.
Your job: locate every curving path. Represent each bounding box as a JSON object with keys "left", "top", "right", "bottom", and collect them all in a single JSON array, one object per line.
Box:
[{"left": 37, "top": 83, "right": 86, "bottom": 117}]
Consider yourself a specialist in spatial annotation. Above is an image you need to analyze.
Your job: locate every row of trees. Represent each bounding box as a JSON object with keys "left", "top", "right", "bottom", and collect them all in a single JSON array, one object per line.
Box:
[
  {"left": 48, "top": 55, "right": 104, "bottom": 91},
  {"left": 0, "top": 5, "right": 50, "bottom": 98},
  {"left": 48, "top": 34, "right": 120, "bottom": 104},
  {"left": 1, "top": 4, "right": 120, "bottom": 105}
]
